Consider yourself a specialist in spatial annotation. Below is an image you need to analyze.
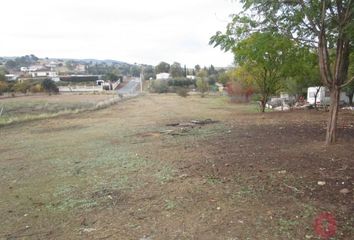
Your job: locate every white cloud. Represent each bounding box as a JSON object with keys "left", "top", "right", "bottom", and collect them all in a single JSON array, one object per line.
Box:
[{"left": 1, "top": 0, "right": 241, "bottom": 67}]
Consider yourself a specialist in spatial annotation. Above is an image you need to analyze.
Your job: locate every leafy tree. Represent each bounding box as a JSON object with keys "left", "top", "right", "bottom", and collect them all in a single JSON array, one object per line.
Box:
[
  {"left": 130, "top": 65, "right": 141, "bottom": 77},
  {"left": 12, "top": 81, "right": 31, "bottom": 93},
  {"left": 0, "top": 73, "right": 5, "bottom": 82},
  {"left": 155, "top": 62, "right": 170, "bottom": 74},
  {"left": 104, "top": 72, "right": 119, "bottom": 81},
  {"left": 208, "top": 65, "right": 217, "bottom": 75},
  {"left": 283, "top": 47, "right": 321, "bottom": 98},
  {"left": 210, "top": 0, "right": 353, "bottom": 144},
  {"left": 170, "top": 62, "right": 184, "bottom": 78},
  {"left": 41, "top": 79, "right": 59, "bottom": 94},
  {"left": 0, "top": 81, "right": 8, "bottom": 94},
  {"left": 196, "top": 70, "right": 209, "bottom": 97},
  {"left": 5, "top": 60, "right": 17, "bottom": 69},
  {"left": 212, "top": 32, "right": 295, "bottom": 112},
  {"left": 143, "top": 65, "right": 155, "bottom": 80},
  {"left": 344, "top": 52, "right": 354, "bottom": 105},
  {"left": 218, "top": 72, "right": 229, "bottom": 85},
  {"left": 194, "top": 65, "right": 201, "bottom": 73},
  {"left": 196, "top": 79, "right": 209, "bottom": 98}
]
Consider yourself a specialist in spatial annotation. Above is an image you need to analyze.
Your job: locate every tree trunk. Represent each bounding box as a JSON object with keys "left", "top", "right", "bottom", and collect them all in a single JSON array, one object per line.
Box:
[
  {"left": 325, "top": 87, "right": 340, "bottom": 144},
  {"left": 348, "top": 92, "right": 353, "bottom": 106},
  {"left": 314, "top": 87, "right": 320, "bottom": 110},
  {"left": 260, "top": 99, "right": 266, "bottom": 112}
]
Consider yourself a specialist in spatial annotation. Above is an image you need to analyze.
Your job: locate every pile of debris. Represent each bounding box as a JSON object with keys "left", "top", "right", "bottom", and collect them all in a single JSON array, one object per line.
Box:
[{"left": 161, "top": 119, "right": 219, "bottom": 136}]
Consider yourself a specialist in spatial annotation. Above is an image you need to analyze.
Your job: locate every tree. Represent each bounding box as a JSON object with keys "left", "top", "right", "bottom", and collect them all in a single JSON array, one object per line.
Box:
[
  {"left": 194, "top": 65, "right": 201, "bottom": 74},
  {"left": 155, "top": 62, "right": 170, "bottom": 74},
  {"left": 208, "top": 65, "right": 217, "bottom": 75},
  {"left": 282, "top": 46, "right": 322, "bottom": 109},
  {"left": 210, "top": 0, "right": 354, "bottom": 144},
  {"left": 104, "top": 72, "right": 119, "bottom": 81},
  {"left": 344, "top": 81, "right": 354, "bottom": 105},
  {"left": 143, "top": 65, "right": 155, "bottom": 80},
  {"left": 0, "top": 73, "right": 5, "bottom": 82},
  {"left": 41, "top": 79, "right": 59, "bottom": 94},
  {"left": 212, "top": 32, "right": 295, "bottom": 112},
  {"left": 344, "top": 52, "right": 354, "bottom": 105},
  {"left": 130, "top": 65, "right": 140, "bottom": 77},
  {"left": 5, "top": 60, "right": 17, "bottom": 70},
  {"left": 12, "top": 81, "right": 31, "bottom": 93},
  {"left": 196, "top": 70, "right": 209, "bottom": 97},
  {"left": 170, "top": 62, "right": 184, "bottom": 78},
  {"left": 0, "top": 81, "right": 8, "bottom": 95}
]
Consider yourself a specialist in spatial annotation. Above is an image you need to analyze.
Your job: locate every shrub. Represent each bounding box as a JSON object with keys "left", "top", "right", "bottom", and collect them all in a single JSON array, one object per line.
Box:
[
  {"left": 30, "top": 84, "right": 43, "bottom": 93},
  {"left": 12, "top": 81, "right": 31, "bottom": 93},
  {"left": 168, "top": 78, "right": 196, "bottom": 87},
  {"left": 196, "top": 78, "right": 209, "bottom": 97},
  {"left": 0, "top": 81, "right": 8, "bottom": 95},
  {"left": 150, "top": 80, "right": 168, "bottom": 93},
  {"left": 176, "top": 87, "right": 189, "bottom": 97},
  {"left": 41, "top": 79, "right": 59, "bottom": 94}
]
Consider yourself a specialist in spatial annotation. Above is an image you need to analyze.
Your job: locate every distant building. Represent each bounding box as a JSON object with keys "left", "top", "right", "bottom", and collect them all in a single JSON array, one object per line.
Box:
[
  {"left": 30, "top": 69, "right": 58, "bottom": 78},
  {"left": 156, "top": 72, "right": 170, "bottom": 80},
  {"left": 75, "top": 64, "right": 86, "bottom": 72},
  {"left": 186, "top": 75, "right": 196, "bottom": 80},
  {"left": 29, "top": 65, "right": 44, "bottom": 72},
  {"left": 5, "top": 74, "right": 18, "bottom": 81}
]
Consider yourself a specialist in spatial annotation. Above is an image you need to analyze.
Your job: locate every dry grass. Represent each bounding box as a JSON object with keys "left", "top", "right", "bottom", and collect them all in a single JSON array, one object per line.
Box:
[{"left": 0, "top": 94, "right": 353, "bottom": 240}]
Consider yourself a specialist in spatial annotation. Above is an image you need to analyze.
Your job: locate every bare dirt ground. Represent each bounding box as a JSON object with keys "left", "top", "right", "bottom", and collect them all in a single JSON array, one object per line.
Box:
[{"left": 0, "top": 94, "right": 353, "bottom": 240}]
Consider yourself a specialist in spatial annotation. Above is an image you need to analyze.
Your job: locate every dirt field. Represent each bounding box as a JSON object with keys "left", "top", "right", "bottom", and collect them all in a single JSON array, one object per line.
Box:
[{"left": 0, "top": 94, "right": 353, "bottom": 240}]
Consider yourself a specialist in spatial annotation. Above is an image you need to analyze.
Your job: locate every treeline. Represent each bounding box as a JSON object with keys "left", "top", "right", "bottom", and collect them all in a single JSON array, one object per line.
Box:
[{"left": 0, "top": 79, "right": 58, "bottom": 95}]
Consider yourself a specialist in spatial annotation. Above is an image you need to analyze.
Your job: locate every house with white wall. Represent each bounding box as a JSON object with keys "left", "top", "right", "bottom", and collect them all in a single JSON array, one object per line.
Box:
[{"left": 156, "top": 73, "right": 170, "bottom": 80}]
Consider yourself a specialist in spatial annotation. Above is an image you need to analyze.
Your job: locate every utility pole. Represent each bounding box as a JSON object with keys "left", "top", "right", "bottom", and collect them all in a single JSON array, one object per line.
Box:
[{"left": 140, "top": 66, "right": 144, "bottom": 93}]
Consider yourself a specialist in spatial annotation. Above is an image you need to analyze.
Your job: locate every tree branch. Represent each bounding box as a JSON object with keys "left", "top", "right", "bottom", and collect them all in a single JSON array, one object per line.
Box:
[
  {"left": 340, "top": 76, "right": 354, "bottom": 88},
  {"left": 299, "top": 0, "right": 320, "bottom": 33},
  {"left": 342, "top": 0, "right": 353, "bottom": 26}
]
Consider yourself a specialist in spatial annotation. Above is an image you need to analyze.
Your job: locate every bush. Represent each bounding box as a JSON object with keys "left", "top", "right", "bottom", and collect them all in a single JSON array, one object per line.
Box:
[
  {"left": 30, "top": 84, "right": 43, "bottom": 93},
  {"left": 176, "top": 87, "right": 189, "bottom": 97},
  {"left": 12, "top": 81, "right": 31, "bottom": 93},
  {"left": 196, "top": 78, "right": 209, "bottom": 97},
  {"left": 41, "top": 79, "right": 59, "bottom": 94},
  {"left": 150, "top": 80, "right": 169, "bottom": 93},
  {"left": 0, "top": 81, "right": 9, "bottom": 94},
  {"left": 168, "top": 78, "right": 196, "bottom": 87}
]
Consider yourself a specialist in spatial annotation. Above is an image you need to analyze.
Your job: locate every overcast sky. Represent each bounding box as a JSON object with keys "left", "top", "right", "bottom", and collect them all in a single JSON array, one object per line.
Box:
[{"left": 1, "top": 0, "right": 241, "bottom": 67}]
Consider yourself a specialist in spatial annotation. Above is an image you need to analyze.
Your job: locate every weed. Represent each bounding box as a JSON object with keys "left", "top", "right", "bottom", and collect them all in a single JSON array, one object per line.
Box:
[
  {"left": 155, "top": 165, "right": 176, "bottom": 183},
  {"left": 206, "top": 175, "right": 222, "bottom": 184},
  {"left": 276, "top": 218, "right": 299, "bottom": 238},
  {"left": 232, "top": 186, "right": 258, "bottom": 202},
  {"left": 164, "top": 199, "right": 177, "bottom": 210}
]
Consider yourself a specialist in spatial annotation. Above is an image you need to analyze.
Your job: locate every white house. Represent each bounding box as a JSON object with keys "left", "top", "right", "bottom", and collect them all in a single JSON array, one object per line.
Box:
[
  {"left": 5, "top": 74, "right": 18, "bottom": 81},
  {"left": 30, "top": 70, "right": 58, "bottom": 78},
  {"left": 186, "top": 75, "right": 196, "bottom": 80},
  {"left": 29, "top": 65, "right": 44, "bottom": 72},
  {"left": 156, "top": 72, "right": 170, "bottom": 80}
]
